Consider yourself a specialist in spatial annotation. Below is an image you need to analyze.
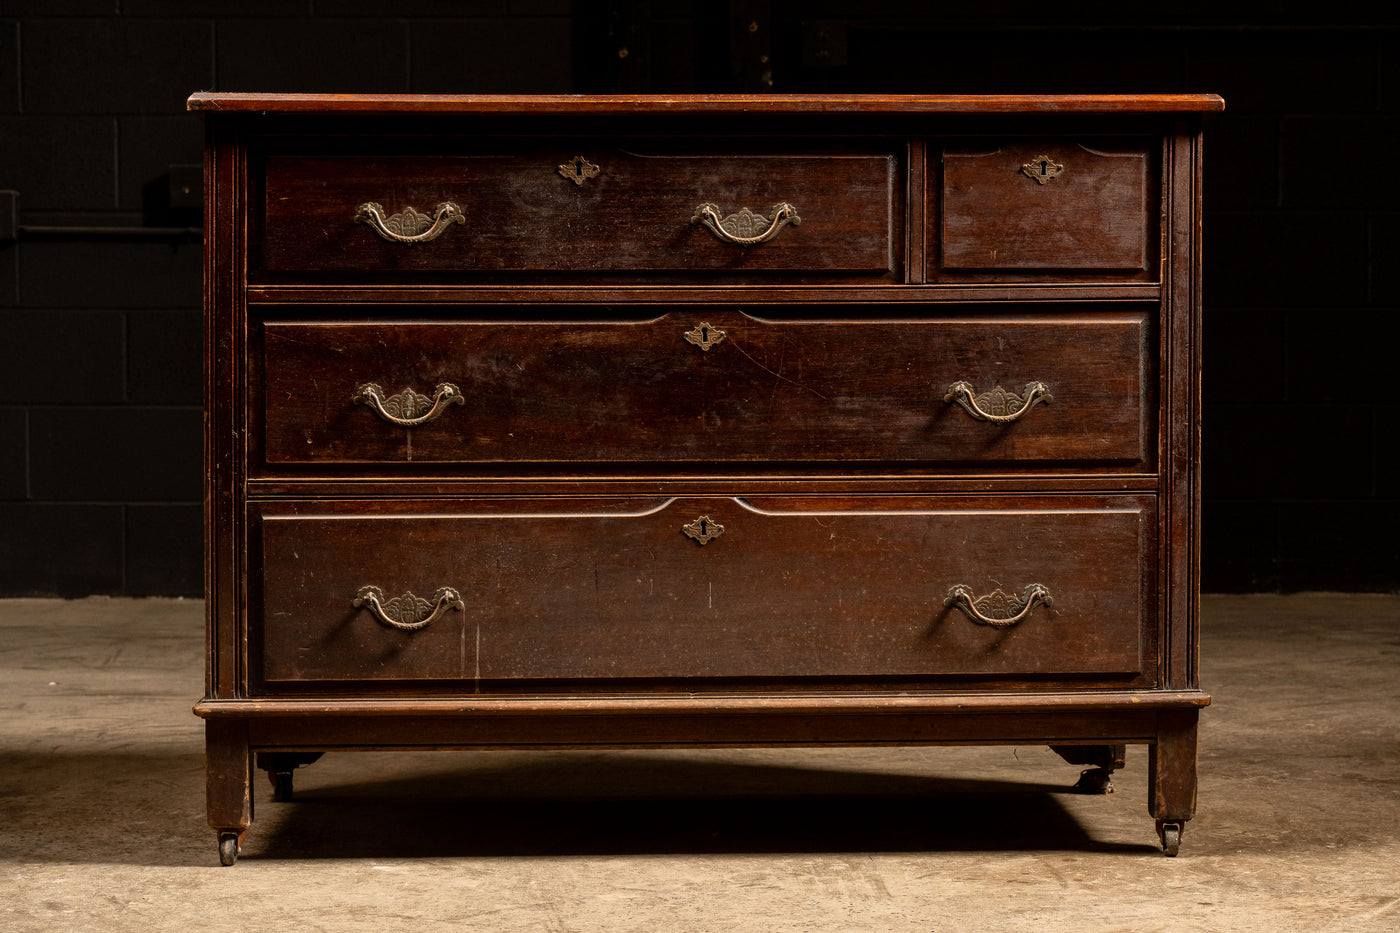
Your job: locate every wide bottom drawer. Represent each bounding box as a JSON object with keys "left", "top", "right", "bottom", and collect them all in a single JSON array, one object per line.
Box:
[{"left": 252, "top": 496, "right": 1155, "bottom": 692}]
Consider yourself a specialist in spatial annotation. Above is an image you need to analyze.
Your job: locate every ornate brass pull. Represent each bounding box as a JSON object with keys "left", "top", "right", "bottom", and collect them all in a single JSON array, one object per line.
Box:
[
  {"left": 691, "top": 202, "right": 801, "bottom": 246},
  {"left": 682, "top": 515, "right": 725, "bottom": 546},
  {"left": 944, "top": 381, "right": 1052, "bottom": 423},
  {"left": 353, "top": 382, "right": 464, "bottom": 427},
  {"left": 354, "top": 201, "right": 465, "bottom": 244},
  {"left": 353, "top": 586, "right": 464, "bottom": 631},
  {"left": 945, "top": 584, "right": 1052, "bottom": 629}
]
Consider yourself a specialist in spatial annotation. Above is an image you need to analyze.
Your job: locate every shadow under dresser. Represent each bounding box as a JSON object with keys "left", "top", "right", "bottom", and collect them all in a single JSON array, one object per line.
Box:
[{"left": 188, "top": 92, "right": 1222, "bottom": 864}]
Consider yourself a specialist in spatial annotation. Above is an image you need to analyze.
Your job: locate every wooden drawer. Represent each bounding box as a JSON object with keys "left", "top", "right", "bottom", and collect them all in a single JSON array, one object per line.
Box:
[
  {"left": 252, "top": 496, "right": 1154, "bottom": 692},
  {"left": 255, "top": 141, "right": 898, "bottom": 279},
  {"left": 257, "top": 309, "right": 1151, "bottom": 470},
  {"left": 939, "top": 140, "right": 1154, "bottom": 274}
]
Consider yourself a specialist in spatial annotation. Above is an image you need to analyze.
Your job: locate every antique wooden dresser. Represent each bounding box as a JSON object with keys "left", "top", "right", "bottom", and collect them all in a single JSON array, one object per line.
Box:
[{"left": 190, "top": 93, "right": 1220, "bottom": 864}]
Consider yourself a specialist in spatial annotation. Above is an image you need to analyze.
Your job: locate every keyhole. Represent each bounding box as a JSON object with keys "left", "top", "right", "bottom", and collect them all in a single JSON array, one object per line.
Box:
[
  {"left": 574, "top": 159, "right": 585, "bottom": 177},
  {"left": 699, "top": 519, "right": 709, "bottom": 536},
  {"left": 1040, "top": 160, "right": 1048, "bottom": 176},
  {"left": 700, "top": 326, "right": 709, "bottom": 343}
]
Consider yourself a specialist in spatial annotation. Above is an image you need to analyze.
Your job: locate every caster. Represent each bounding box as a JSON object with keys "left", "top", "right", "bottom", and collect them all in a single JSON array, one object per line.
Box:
[
  {"left": 1157, "top": 820, "right": 1183, "bottom": 857},
  {"left": 1071, "top": 767, "right": 1115, "bottom": 794},
  {"left": 272, "top": 770, "right": 294, "bottom": 802},
  {"left": 218, "top": 832, "right": 240, "bottom": 866}
]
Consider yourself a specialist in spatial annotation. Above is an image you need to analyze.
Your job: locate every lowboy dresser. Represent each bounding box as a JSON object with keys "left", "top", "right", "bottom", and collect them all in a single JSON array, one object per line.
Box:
[{"left": 190, "top": 93, "right": 1221, "bottom": 864}]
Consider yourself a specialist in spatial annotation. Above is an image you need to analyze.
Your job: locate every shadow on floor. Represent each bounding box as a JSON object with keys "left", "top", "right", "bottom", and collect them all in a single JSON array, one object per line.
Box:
[
  {"left": 253, "top": 753, "right": 1151, "bottom": 859},
  {"left": 1, "top": 749, "right": 1153, "bottom": 864}
]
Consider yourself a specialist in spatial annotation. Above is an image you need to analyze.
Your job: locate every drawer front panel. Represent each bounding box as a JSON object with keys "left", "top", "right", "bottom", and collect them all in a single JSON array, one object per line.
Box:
[
  {"left": 258, "top": 311, "right": 1150, "bottom": 469},
  {"left": 940, "top": 140, "right": 1151, "bottom": 271},
  {"left": 254, "top": 496, "right": 1152, "bottom": 690},
  {"left": 257, "top": 145, "right": 897, "bottom": 277}
]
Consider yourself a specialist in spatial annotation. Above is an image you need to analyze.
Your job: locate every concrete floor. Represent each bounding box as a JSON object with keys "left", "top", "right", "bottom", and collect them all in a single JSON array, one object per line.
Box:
[{"left": 0, "top": 595, "right": 1397, "bottom": 932}]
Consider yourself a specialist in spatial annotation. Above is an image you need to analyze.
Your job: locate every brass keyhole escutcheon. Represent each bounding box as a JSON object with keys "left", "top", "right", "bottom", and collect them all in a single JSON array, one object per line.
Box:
[
  {"left": 558, "top": 155, "right": 601, "bottom": 186},
  {"left": 682, "top": 515, "right": 725, "bottom": 546},
  {"left": 1021, "top": 155, "right": 1064, "bottom": 185},
  {"left": 683, "top": 322, "right": 727, "bottom": 351}
]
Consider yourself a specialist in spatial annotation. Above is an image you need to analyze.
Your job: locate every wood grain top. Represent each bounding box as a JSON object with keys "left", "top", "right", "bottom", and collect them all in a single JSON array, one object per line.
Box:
[{"left": 188, "top": 92, "right": 1224, "bottom": 114}]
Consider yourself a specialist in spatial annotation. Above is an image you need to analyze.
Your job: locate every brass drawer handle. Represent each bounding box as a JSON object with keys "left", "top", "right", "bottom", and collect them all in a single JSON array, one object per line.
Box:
[
  {"left": 945, "top": 583, "right": 1052, "bottom": 629},
  {"left": 353, "top": 585, "right": 464, "bottom": 631},
  {"left": 354, "top": 201, "right": 465, "bottom": 244},
  {"left": 691, "top": 202, "right": 801, "bottom": 246},
  {"left": 353, "top": 382, "right": 464, "bottom": 427},
  {"left": 944, "top": 381, "right": 1052, "bottom": 423}
]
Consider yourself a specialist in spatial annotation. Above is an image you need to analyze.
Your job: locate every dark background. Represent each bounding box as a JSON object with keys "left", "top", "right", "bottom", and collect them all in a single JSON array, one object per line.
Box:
[{"left": 0, "top": 2, "right": 1396, "bottom": 596}]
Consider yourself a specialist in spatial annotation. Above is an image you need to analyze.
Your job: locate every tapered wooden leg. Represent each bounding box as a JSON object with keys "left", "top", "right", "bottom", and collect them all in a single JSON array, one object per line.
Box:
[
  {"left": 1148, "top": 709, "right": 1199, "bottom": 856},
  {"left": 207, "top": 719, "right": 252, "bottom": 866}
]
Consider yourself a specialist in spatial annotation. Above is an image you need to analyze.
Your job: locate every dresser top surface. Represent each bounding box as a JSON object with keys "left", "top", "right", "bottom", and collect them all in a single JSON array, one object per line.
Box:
[{"left": 187, "top": 92, "right": 1224, "bottom": 115}]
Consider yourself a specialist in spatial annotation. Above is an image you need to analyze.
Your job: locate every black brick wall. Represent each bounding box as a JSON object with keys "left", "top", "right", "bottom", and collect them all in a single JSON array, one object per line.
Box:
[{"left": 0, "top": 3, "right": 1395, "bottom": 595}]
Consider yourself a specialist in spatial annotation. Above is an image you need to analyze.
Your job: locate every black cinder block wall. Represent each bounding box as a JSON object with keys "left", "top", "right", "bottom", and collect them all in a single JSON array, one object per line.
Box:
[{"left": 0, "top": 3, "right": 1395, "bottom": 595}]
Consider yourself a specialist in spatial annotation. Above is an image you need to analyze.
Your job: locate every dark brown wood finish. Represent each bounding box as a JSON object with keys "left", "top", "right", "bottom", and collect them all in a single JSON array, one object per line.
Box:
[
  {"left": 256, "top": 311, "right": 1151, "bottom": 469},
  {"left": 228, "top": 708, "right": 1174, "bottom": 752},
  {"left": 256, "top": 142, "right": 899, "bottom": 280},
  {"left": 188, "top": 93, "right": 1225, "bottom": 115},
  {"left": 253, "top": 495, "right": 1152, "bottom": 689},
  {"left": 204, "top": 115, "right": 246, "bottom": 703},
  {"left": 940, "top": 139, "right": 1153, "bottom": 273},
  {"left": 196, "top": 94, "right": 1213, "bottom": 864},
  {"left": 249, "top": 284, "right": 1165, "bottom": 304}
]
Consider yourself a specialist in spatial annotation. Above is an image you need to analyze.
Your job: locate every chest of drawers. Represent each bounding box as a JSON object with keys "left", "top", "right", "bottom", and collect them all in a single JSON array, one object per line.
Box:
[{"left": 190, "top": 93, "right": 1220, "bottom": 865}]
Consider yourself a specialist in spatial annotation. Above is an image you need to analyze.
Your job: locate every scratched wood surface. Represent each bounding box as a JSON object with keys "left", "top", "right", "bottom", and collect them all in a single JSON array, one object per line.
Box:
[
  {"left": 198, "top": 94, "right": 1209, "bottom": 858},
  {"left": 941, "top": 139, "right": 1153, "bottom": 272},
  {"left": 253, "top": 495, "right": 1153, "bottom": 689},
  {"left": 257, "top": 311, "right": 1150, "bottom": 468},
  {"left": 256, "top": 142, "right": 898, "bottom": 280}
]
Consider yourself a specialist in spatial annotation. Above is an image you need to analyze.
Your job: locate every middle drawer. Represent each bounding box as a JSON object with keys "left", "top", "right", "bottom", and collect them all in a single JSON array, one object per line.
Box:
[{"left": 256, "top": 310, "right": 1152, "bottom": 470}]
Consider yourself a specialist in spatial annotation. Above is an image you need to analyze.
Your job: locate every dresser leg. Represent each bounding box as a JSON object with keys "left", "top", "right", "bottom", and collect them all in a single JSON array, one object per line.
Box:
[
  {"left": 257, "top": 751, "right": 324, "bottom": 802},
  {"left": 207, "top": 719, "right": 252, "bottom": 866},
  {"left": 1051, "top": 744, "right": 1126, "bottom": 793},
  {"left": 1148, "top": 709, "right": 1199, "bottom": 856}
]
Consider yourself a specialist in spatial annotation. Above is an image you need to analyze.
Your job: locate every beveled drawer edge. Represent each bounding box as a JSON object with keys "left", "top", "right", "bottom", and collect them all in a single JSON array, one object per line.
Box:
[
  {"left": 195, "top": 690, "right": 1211, "bottom": 718},
  {"left": 246, "top": 284, "right": 1163, "bottom": 305},
  {"left": 188, "top": 92, "right": 1226, "bottom": 114},
  {"left": 246, "top": 476, "right": 1164, "bottom": 498}
]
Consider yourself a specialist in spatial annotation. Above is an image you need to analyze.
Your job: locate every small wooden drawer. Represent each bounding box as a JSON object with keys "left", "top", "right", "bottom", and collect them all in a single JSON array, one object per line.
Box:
[
  {"left": 252, "top": 496, "right": 1154, "bottom": 692},
  {"left": 255, "top": 141, "right": 898, "bottom": 279},
  {"left": 256, "top": 309, "right": 1151, "bottom": 470},
  {"left": 939, "top": 140, "right": 1153, "bottom": 274}
]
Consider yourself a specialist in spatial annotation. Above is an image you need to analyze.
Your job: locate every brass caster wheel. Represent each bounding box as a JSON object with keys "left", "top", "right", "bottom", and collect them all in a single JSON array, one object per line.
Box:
[
  {"left": 218, "top": 832, "right": 240, "bottom": 866},
  {"left": 1157, "top": 820, "right": 1183, "bottom": 857}
]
